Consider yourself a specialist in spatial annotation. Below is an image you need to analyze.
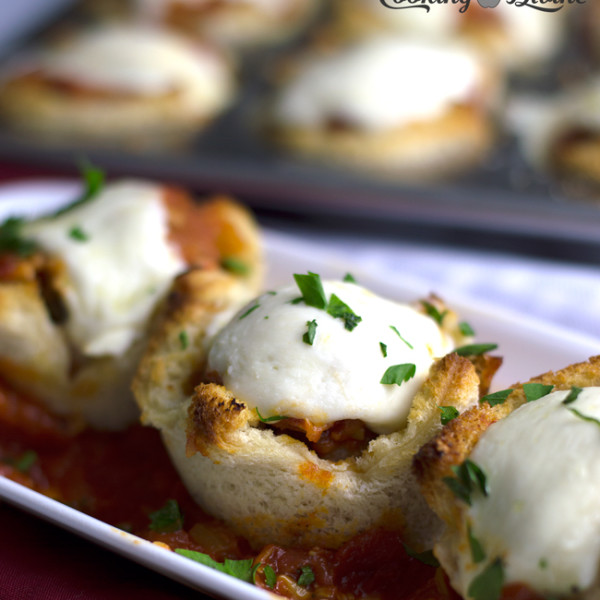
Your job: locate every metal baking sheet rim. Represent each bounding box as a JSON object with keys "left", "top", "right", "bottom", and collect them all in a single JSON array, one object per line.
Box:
[{"left": 1, "top": 142, "right": 599, "bottom": 246}]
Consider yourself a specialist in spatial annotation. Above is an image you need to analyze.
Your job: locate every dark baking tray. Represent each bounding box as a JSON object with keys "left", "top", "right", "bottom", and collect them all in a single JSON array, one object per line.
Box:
[{"left": 1, "top": 0, "right": 599, "bottom": 263}]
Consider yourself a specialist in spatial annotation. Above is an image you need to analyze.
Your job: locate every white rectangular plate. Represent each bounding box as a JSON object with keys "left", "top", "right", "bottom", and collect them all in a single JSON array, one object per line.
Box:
[{"left": 0, "top": 181, "right": 598, "bottom": 599}]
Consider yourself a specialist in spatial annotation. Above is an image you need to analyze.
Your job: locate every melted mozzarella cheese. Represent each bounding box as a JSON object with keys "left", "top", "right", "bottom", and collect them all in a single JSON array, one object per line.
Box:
[
  {"left": 37, "top": 26, "right": 231, "bottom": 113},
  {"left": 206, "top": 281, "right": 456, "bottom": 434},
  {"left": 24, "top": 180, "right": 185, "bottom": 356},
  {"left": 454, "top": 387, "right": 600, "bottom": 597},
  {"left": 273, "top": 37, "right": 482, "bottom": 132}
]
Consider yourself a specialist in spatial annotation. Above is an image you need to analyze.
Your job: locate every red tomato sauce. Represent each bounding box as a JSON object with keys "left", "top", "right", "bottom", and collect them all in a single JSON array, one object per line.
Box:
[{"left": 0, "top": 378, "right": 483, "bottom": 600}]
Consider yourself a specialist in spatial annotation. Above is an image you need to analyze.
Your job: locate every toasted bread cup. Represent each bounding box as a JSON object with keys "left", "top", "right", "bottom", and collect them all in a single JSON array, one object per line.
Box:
[
  {"left": 134, "top": 274, "right": 501, "bottom": 550},
  {"left": 414, "top": 356, "right": 600, "bottom": 600},
  {"left": 133, "top": 0, "right": 321, "bottom": 49},
  {"left": 0, "top": 183, "right": 262, "bottom": 430},
  {"left": 0, "top": 25, "right": 234, "bottom": 150},
  {"left": 267, "top": 36, "right": 501, "bottom": 181}
]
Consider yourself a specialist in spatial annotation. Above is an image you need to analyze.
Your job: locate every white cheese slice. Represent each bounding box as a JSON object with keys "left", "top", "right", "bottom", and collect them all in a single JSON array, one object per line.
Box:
[
  {"left": 273, "top": 36, "right": 482, "bottom": 132},
  {"left": 455, "top": 387, "right": 600, "bottom": 597},
  {"left": 206, "top": 280, "right": 456, "bottom": 434},
  {"left": 24, "top": 180, "right": 185, "bottom": 357}
]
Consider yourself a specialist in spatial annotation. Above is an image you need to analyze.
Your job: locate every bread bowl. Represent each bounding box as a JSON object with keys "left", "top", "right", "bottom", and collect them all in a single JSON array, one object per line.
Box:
[
  {"left": 414, "top": 356, "right": 600, "bottom": 600},
  {"left": 0, "top": 25, "right": 234, "bottom": 149},
  {"left": 0, "top": 177, "right": 262, "bottom": 430},
  {"left": 267, "top": 36, "right": 501, "bottom": 180},
  {"left": 132, "top": 0, "right": 321, "bottom": 49},
  {"left": 333, "top": 0, "right": 566, "bottom": 73},
  {"left": 134, "top": 272, "right": 501, "bottom": 550}
]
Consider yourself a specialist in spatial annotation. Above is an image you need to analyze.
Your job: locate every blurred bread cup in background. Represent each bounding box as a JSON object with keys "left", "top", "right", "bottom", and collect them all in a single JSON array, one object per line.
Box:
[
  {"left": 267, "top": 35, "right": 502, "bottom": 181},
  {"left": 133, "top": 0, "right": 322, "bottom": 49},
  {"left": 0, "top": 24, "right": 235, "bottom": 150},
  {"left": 333, "top": 0, "right": 568, "bottom": 74}
]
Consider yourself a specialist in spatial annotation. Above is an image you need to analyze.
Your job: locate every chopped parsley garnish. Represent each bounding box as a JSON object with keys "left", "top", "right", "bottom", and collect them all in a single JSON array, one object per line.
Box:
[
  {"left": 568, "top": 408, "right": 600, "bottom": 428},
  {"left": 380, "top": 342, "right": 388, "bottom": 358},
  {"left": 297, "top": 565, "right": 315, "bottom": 587},
  {"left": 421, "top": 300, "right": 448, "bottom": 326},
  {"left": 53, "top": 160, "right": 105, "bottom": 217},
  {"left": 480, "top": 389, "right": 513, "bottom": 407},
  {"left": 523, "top": 383, "right": 554, "bottom": 403},
  {"left": 380, "top": 363, "right": 416, "bottom": 386},
  {"left": 390, "top": 325, "right": 413, "bottom": 349},
  {"left": 455, "top": 343, "right": 498, "bottom": 357},
  {"left": 459, "top": 321, "right": 475, "bottom": 336},
  {"left": 178, "top": 330, "right": 189, "bottom": 350},
  {"left": 402, "top": 544, "right": 440, "bottom": 567},
  {"left": 263, "top": 565, "right": 277, "bottom": 589},
  {"left": 292, "top": 272, "right": 362, "bottom": 331},
  {"left": 266, "top": 291, "right": 277, "bottom": 296},
  {"left": 148, "top": 499, "right": 183, "bottom": 533},
  {"left": 14, "top": 450, "right": 37, "bottom": 473},
  {"left": 239, "top": 303, "right": 260, "bottom": 320},
  {"left": 562, "top": 386, "right": 583, "bottom": 405},
  {"left": 443, "top": 459, "right": 489, "bottom": 506},
  {"left": 438, "top": 405, "right": 459, "bottom": 425},
  {"left": 175, "top": 549, "right": 256, "bottom": 583},
  {"left": 256, "top": 408, "right": 288, "bottom": 423},
  {"left": 0, "top": 217, "right": 37, "bottom": 257},
  {"left": 221, "top": 257, "right": 250, "bottom": 275},
  {"left": 327, "top": 294, "right": 362, "bottom": 331},
  {"left": 467, "top": 558, "right": 505, "bottom": 600},
  {"left": 539, "top": 558, "right": 548, "bottom": 570},
  {"left": 68, "top": 226, "right": 89, "bottom": 242},
  {"left": 293, "top": 272, "right": 327, "bottom": 309},
  {"left": 468, "top": 524, "right": 486, "bottom": 564},
  {"left": 303, "top": 320, "right": 318, "bottom": 345},
  {"left": 343, "top": 273, "right": 357, "bottom": 283}
]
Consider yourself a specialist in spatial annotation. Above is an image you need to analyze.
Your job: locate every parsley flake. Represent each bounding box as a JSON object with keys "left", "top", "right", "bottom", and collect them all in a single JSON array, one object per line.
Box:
[
  {"left": 403, "top": 544, "right": 440, "bottom": 567},
  {"left": 68, "top": 226, "right": 89, "bottom": 242},
  {"left": 380, "top": 363, "right": 416, "bottom": 386},
  {"left": 0, "top": 217, "right": 37, "bottom": 257},
  {"left": 297, "top": 565, "right": 315, "bottom": 587},
  {"left": 148, "top": 499, "right": 183, "bottom": 533},
  {"left": 480, "top": 389, "right": 513, "bottom": 407},
  {"left": 562, "top": 386, "right": 583, "bottom": 405},
  {"left": 343, "top": 273, "right": 357, "bottom": 283},
  {"left": 439, "top": 405, "right": 459, "bottom": 425},
  {"left": 256, "top": 408, "right": 288, "bottom": 423},
  {"left": 54, "top": 160, "right": 105, "bottom": 217},
  {"left": 455, "top": 343, "right": 498, "bottom": 357},
  {"left": 178, "top": 330, "right": 189, "bottom": 350},
  {"left": 390, "top": 325, "right": 413, "bottom": 349},
  {"left": 293, "top": 272, "right": 327, "bottom": 309},
  {"left": 327, "top": 294, "right": 362, "bottom": 331},
  {"left": 539, "top": 558, "right": 548, "bottom": 570},
  {"left": 221, "top": 257, "right": 250, "bottom": 275},
  {"left": 14, "top": 450, "right": 37, "bottom": 473},
  {"left": 303, "top": 320, "right": 318, "bottom": 345},
  {"left": 443, "top": 459, "right": 489, "bottom": 506},
  {"left": 175, "top": 549, "right": 255, "bottom": 583},
  {"left": 380, "top": 342, "right": 388, "bottom": 358},
  {"left": 523, "top": 383, "right": 554, "bottom": 403},
  {"left": 239, "top": 303, "right": 260, "bottom": 320},
  {"left": 459, "top": 321, "right": 475, "bottom": 336},
  {"left": 468, "top": 524, "right": 486, "bottom": 564},
  {"left": 263, "top": 565, "right": 277, "bottom": 589},
  {"left": 467, "top": 558, "right": 505, "bottom": 600},
  {"left": 569, "top": 407, "right": 600, "bottom": 428},
  {"left": 421, "top": 300, "right": 448, "bottom": 326}
]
